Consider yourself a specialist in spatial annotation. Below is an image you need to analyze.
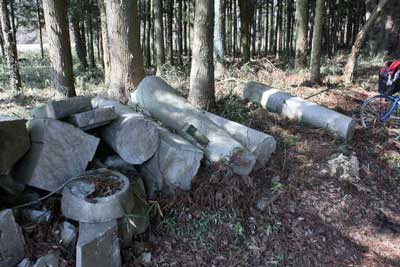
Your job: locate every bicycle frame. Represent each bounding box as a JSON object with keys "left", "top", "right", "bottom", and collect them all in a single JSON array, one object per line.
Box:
[{"left": 381, "top": 95, "right": 400, "bottom": 122}]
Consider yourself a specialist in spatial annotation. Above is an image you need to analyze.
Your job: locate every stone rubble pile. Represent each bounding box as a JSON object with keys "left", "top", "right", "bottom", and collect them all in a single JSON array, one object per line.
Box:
[{"left": 0, "top": 77, "right": 276, "bottom": 267}]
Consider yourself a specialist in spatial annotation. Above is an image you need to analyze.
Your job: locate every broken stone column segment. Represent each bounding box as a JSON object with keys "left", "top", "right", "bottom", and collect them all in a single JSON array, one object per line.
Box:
[
  {"left": 92, "top": 97, "right": 159, "bottom": 165},
  {"left": 30, "top": 96, "right": 92, "bottom": 119},
  {"left": 134, "top": 76, "right": 256, "bottom": 176},
  {"left": 243, "top": 81, "right": 356, "bottom": 140},
  {"left": 0, "top": 115, "right": 30, "bottom": 174},
  {"left": 76, "top": 220, "right": 121, "bottom": 267},
  {"left": 204, "top": 111, "right": 276, "bottom": 170},
  {"left": 12, "top": 119, "right": 99, "bottom": 192},
  {"left": 67, "top": 106, "right": 117, "bottom": 130},
  {"left": 0, "top": 209, "right": 26, "bottom": 267},
  {"left": 61, "top": 169, "right": 134, "bottom": 223},
  {"left": 139, "top": 125, "right": 203, "bottom": 196}
]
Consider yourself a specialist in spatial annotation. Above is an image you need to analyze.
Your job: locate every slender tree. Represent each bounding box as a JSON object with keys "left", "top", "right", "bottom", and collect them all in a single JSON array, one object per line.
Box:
[
  {"left": 36, "top": 0, "right": 44, "bottom": 59},
  {"left": 70, "top": 1, "right": 88, "bottom": 69},
  {"left": 344, "top": 0, "right": 389, "bottom": 84},
  {"left": 310, "top": 0, "right": 324, "bottom": 83},
  {"left": 98, "top": 0, "right": 110, "bottom": 87},
  {"left": 0, "top": 0, "right": 21, "bottom": 94},
  {"left": 154, "top": 0, "right": 165, "bottom": 74},
  {"left": 214, "top": 0, "right": 225, "bottom": 77},
  {"left": 294, "top": 0, "right": 308, "bottom": 68},
  {"left": 189, "top": 0, "right": 215, "bottom": 109},
  {"left": 105, "top": 0, "right": 144, "bottom": 103},
  {"left": 167, "top": 0, "right": 173, "bottom": 64},
  {"left": 238, "top": 0, "right": 253, "bottom": 62}
]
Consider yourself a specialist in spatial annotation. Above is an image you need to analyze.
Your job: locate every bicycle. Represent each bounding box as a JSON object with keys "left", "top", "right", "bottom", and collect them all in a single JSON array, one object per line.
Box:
[{"left": 360, "top": 93, "right": 400, "bottom": 138}]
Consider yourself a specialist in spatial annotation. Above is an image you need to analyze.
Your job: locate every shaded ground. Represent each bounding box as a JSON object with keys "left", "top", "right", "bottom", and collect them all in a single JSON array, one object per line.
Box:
[{"left": 1, "top": 55, "right": 399, "bottom": 266}]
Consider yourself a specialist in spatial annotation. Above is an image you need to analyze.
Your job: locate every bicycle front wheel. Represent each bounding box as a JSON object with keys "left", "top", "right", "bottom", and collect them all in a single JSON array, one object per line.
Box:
[{"left": 360, "top": 95, "right": 399, "bottom": 135}]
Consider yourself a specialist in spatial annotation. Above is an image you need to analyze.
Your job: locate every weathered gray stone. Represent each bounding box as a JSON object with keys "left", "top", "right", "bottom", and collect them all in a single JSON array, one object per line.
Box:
[
  {"left": 243, "top": 81, "right": 356, "bottom": 140},
  {"left": 139, "top": 126, "right": 203, "bottom": 195},
  {"left": 204, "top": 112, "right": 276, "bottom": 169},
  {"left": 0, "top": 174, "right": 25, "bottom": 196},
  {"left": 32, "top": 252, "right": 59, "bottom": 267},
  {"left": 16, "top": 258, "right": 31, "bottom": 267},
  {"left": 60, "top": 221, "right": 77, "bottom": 246},
  {"left": 13, "top": 119, "right": 99, "bottom": 192},
  {"left": 0, "top": 209, "right": 25, "bottom": 267},
  {"left": 68, "top": 106, "right": 117, "bottom": 130},
  {"left": 118, "top": 178, "right": 149, "bottom": 247},
  {"left": 30, "top": 96, "right": 92, "bottom": 119},
  {"left": 77, "top": 220, "right": 121, "bottom": 267},
  {"left": 0, "top": 115, "right": 30, "bottom": 174},
  {"left": 135, "top": 77, "right": 256, "bottom": 176},
  {"left": 92, "top": 97, "right": 159, "bottom": 165},
  {"left": 61, "top": 169, "right": 134, "bottom": 223},
  {"left": 18, "top": 209, "right": 53, "bottom": 224}
]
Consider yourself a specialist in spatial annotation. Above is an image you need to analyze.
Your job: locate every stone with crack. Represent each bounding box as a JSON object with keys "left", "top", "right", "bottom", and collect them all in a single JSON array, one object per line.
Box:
[{"left": 13, "top": 119, "right": 99, "bottom": 192}]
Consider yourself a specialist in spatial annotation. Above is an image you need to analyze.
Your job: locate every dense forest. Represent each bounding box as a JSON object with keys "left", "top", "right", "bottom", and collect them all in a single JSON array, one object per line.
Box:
[{"left": 1, "top": 0, "right": 400, "bottom": 266}]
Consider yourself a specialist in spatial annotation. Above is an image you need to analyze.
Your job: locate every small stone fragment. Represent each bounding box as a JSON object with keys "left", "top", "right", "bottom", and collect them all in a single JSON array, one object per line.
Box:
[
  {"left": 0, "top": 115, "right": 30, "bottom": 174},
  {"left": 0, "top": 209, "right": 25, "bottom": 267},
  {"left": 32, "top": 251, "right": 60, "bottom": 267},
  {"left": 60, "top": 221, "right": 77, "bottom": 246},
  {"left": 67, "top": 106, "right": 117, "bottom": 130},
  {"left": 142, "top": 252, "right": 151, "bottom": 263},
  {"left": 30, "top": 96, "right": 92, "bottom": 119},
  {"left": 76, "top": 220, "right": 121, "bottom": 267},
  {"left": 13, "top": 119, "right": 99, "bottom": 192}
]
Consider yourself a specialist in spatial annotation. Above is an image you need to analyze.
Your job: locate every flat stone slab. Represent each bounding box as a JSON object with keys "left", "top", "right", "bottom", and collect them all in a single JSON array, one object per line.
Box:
[
  {"left": 139, "top": 126, "right": 203, "bottom": 196},
  {"left": 0, "top": 115, "right": 30, "bottom": 174},
  {"left": 77, "top": 220, "right": 121, "bottom": 267},
  {"left": 31, "top": 96, "right": 92, "bottom": 119},
  {"left": 32, "top": 252, "right": 60, "bottom": 267},
  {"left": 0, "top": 209, "right": 25, "bottom": 267},
  {"left": 13, "top": 119, "right": 99, "bottom": 192},
  {"left": 68, "top": 106, "right": 117, "bottom": 130}
]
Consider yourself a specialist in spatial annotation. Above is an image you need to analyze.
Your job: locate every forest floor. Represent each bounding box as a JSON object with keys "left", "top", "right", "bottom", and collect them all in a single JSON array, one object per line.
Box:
[{"left": 1, "top": 53, "right": 400, "bottom": 267}]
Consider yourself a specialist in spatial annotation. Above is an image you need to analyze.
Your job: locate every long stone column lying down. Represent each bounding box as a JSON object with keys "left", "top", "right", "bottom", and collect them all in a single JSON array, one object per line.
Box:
[
  {"left": 92, "top": 97, "right": 159, "bottom": 165},
  {"left": 135, "top": 76, "right": 256, "bottom": 176},
  {"left": 204, "top": 112, "right": 276, "bottom": 170},
  {"left": 139, "top": 126, "right": 204, "bottom": 196},
  {"left": 243, "top": 81, "right": 356, "bottom": 140}
]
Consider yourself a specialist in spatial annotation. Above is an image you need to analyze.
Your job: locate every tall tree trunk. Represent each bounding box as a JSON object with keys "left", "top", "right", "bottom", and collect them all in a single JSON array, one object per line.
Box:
[
  {"left": 167, "top": 0, "right": 174, "bottom": 64},
  {"left": 214, "top": 0, "right": 225, "bottom": 77},
  {"left": 238, "top": 0, "right": 253, "bottom": 62},
  {"left": 233, "top": 0, "right": 237, "bottom": 56},
  {"left": 71, "top": 5, "right": 88, "bottom": 69},
  {"left": 42, "top": 0, "right": 75, "bottom": 97},
  {"left": 87, "top": 9, "right": 96, "bottom": 69},
  {"left": 146, "top": 0, "right": 151, "bottom": 66},
  {"left": 269, "top": 0, "right": 274, "bottom": 55},
  {"left": 36, "top": 0, "right": 44, "bottom": 59},
  {"left": 183, "top": 0, "right": 188, "bottom": 55},
  {"left": 189, "top": 0, "right": 215, "bottom": 109},
  {"left": 177, "top": 0, "right": 183, "bottom": 64},
  {"left": 344, "top": 0, "right": 389, "bottom": 84},
  {"left": 310, "top": 0, "right": 324, "bottom": 83},
  {"left": 105, "top": 0, "right": 144, "bottom": 103},
  {"left": 263, "top": 0, "right": 269, "bottom": 55},
  {"left": 154, "top": 0, "right": 165, "bottom": 74},
  {"left": 9, "top": 0, "right": 15, "bottom": 38},
  {"left": 0, "top": 25, "right": 4, "bottom": 57},
  {"left": 294, "top": 0, "right": 308, "bottom": 68},
  {"left": 0, "top": 0, "right": 21, "bottom": 94},
  {"left": 98, "top": 0, "right": 110, "bottom": 87}
]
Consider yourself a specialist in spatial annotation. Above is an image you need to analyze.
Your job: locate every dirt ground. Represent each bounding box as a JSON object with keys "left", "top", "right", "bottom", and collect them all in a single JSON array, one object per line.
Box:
[{"left": 1, "top": 57, "right": 400, "bottom": 267}]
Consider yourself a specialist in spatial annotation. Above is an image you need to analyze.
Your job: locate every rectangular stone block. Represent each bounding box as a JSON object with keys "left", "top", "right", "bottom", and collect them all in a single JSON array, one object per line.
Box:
[
  {"left": 77, "top": 220, "right": 121, "bottom": 267},
  {"left": 139, "top": 126, "right": 203, "bottom": 196},
  {"left": 13, "top": 119, "right": 99, "bottom": 192},
  {"left": 0, "top": 209, "right": 25, "bottom": 267},
  {"left": 30, "top": 96, "right": 92, "bottom": 119},
  {"left": 68, "top": 106, "right": 117, "bottom": 130},
  {"left": 0, "top": 115, "right": 30, "bottom": 174}
]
